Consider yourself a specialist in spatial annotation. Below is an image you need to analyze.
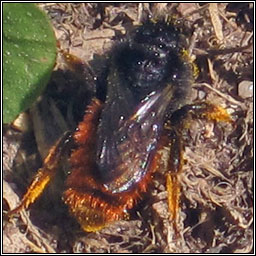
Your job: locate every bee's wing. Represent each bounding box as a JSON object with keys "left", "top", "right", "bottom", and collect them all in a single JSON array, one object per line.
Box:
[{"left": 96, "top": 80, "right": 174, "bottom": 193}]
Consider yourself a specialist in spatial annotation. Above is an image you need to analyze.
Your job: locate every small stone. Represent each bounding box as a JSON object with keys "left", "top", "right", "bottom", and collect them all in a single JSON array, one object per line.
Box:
[
  {"left": 238, "top": 80, "right": 253, "bottom": 99},
  {"left": 198, "top": 90, "right": 206, "bottom": 100}
]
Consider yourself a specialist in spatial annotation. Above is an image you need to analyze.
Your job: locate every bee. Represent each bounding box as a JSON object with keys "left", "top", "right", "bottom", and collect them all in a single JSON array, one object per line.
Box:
[{"left": 7, "top": 17, "right": 231, "bottom": 233}]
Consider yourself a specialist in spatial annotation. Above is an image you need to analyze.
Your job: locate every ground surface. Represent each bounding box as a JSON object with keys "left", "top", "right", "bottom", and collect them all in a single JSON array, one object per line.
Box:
[{"left": 3, "top": 3, "right": 253, "bottom": 253}]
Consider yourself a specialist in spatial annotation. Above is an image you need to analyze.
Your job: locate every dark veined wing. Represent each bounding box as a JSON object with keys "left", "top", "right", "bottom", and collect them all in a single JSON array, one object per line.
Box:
[{"left": 96, "top": 74, "right": 175, "bottom": 193}]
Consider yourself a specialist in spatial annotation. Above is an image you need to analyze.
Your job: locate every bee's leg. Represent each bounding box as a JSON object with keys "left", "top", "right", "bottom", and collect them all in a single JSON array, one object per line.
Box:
[
  {"left": 170, "top": 102, "right": 232, "bottom": 126},
  {"left": 7, "top": 131, "right": 72, "bottom": 216},
  {"left": 163, "top": 127, "right": 183, "bottom": 233},
  {"left": 165, "top": 102, "right": 232, "bottom": 231}
]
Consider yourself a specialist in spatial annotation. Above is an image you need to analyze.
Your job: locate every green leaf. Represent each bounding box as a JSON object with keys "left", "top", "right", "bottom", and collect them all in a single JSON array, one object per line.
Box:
[{"left": 3, "top": 3, "right": 57, "bottom": 123}]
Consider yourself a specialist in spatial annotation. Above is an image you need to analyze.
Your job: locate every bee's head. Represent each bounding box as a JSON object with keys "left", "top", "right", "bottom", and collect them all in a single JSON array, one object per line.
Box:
[{"left": 111, "top": 20, "right": 191, "bottom": 100}]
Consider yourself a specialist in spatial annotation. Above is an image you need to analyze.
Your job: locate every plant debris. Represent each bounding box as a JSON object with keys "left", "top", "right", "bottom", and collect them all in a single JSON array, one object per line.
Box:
[{"left": 3, "top": 3, "right": 253, "bottom": 253}]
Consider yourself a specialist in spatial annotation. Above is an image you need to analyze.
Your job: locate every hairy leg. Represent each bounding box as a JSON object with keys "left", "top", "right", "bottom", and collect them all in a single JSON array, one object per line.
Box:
[
  {"left": 7, "top": 132, "right": 72, "bottom": 216},
  {"left": 165, "top": 102, "right": 232, "bottom": 231}
]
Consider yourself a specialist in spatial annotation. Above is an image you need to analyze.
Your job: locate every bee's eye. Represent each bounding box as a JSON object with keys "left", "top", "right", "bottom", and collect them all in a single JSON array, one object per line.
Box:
[{"left": 117, "top": 47, "right": 146, "bottom": 72}]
